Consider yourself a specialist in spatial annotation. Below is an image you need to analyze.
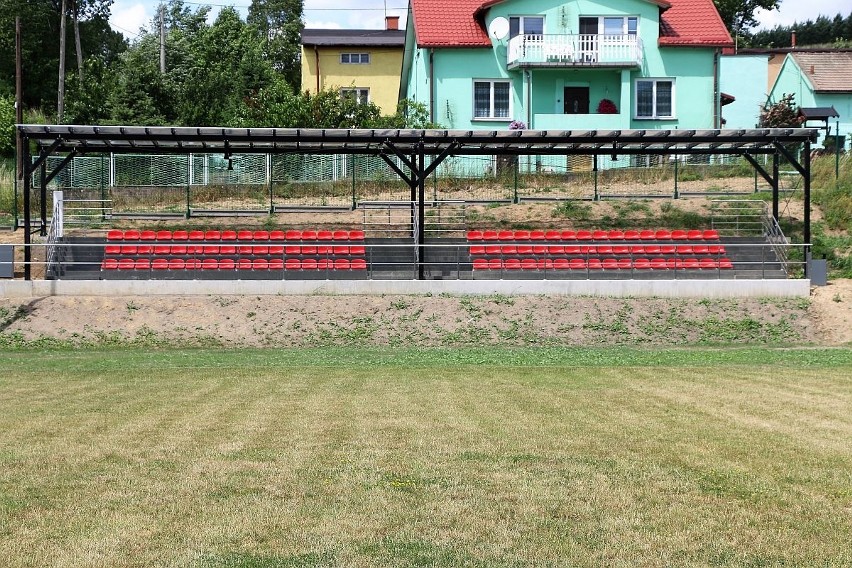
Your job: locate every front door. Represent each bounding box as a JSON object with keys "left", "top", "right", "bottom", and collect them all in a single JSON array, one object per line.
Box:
[{"left": 564, "top": 87, "right": 590, "bottom": 114}]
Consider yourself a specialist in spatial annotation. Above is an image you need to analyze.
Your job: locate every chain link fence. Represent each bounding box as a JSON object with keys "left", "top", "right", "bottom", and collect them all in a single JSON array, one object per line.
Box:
[{"left": 20, "top": 150, "right": 804, "bottom": 219}]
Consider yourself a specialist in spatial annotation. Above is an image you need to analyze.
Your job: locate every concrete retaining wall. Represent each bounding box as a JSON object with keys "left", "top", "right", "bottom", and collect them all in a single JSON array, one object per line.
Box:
[{"left": 0, "top": 279, "right": 811, "bottom": 298}]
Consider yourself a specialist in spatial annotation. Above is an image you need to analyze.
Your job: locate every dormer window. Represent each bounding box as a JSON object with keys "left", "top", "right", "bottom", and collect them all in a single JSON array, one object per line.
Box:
[{"left": 509, "top": 16, "right": 544, "bottom": 39}]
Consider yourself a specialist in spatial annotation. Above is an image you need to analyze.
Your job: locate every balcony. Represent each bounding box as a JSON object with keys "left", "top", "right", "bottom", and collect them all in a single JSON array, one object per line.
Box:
[{"left": 507, "top": 34, "right": 643, "bottom": 69}]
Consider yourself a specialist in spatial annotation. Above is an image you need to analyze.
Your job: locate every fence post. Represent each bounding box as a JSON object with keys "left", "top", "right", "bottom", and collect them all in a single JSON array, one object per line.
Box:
[
  {"left": 513, "top": 158, "right": 519, "bottom": 203},
  {"left": 673, "top": 156, "right": 679, "bottom": 199},
  {"left": 836, "top": 119, "right": 841, "bottom": 181},
  {"left": 351, "top": 154, "right": 357, "bottom": 209},
  {"left": 593, "top": 154, "right": 599, "bottom": 201},
  {"left": 185, "top": 157, "right": 191, "bottom": 219},
  {"left": 267, "top": 153, "right": 274, "bottom": 214},
  {"left": 100, "top": 154, "right": 106, "bottom": 221},
  {"left": 13, "top": 153, "right": 19, "bottom": 230}
]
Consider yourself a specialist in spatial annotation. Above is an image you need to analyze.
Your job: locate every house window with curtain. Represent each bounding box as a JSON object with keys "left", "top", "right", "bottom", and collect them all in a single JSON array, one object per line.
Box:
[
  {"left": 635, "top": 79, "right": 674, "bottom": 119},
  {"left": 509, "top": 16, "right": 544, "bottom": 39},
  {"left": 473, "top": 80, "right": 511, "bottom": 119},
  {"left": 341, "top": 88, "right": 369, "bottom": 105},
  {"left": 579, "top": 16, "right": 638, "bottom": 35}
]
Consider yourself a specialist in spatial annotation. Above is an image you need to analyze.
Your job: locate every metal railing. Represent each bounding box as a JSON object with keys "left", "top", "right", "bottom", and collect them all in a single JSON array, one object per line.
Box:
[{"left": 508, "top": 34, "right": 643, "bottom": 66}]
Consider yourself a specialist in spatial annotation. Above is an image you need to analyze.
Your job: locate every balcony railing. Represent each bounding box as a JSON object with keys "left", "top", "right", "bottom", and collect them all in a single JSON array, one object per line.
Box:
[{"left": 508, "top": 34, "right": 643, "bottom": 68}]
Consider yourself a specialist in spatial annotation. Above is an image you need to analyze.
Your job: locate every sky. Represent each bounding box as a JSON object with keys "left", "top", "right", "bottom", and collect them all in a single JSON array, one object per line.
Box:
[{"left": 109, "top": 0, "right": 850, "bottom": 41}]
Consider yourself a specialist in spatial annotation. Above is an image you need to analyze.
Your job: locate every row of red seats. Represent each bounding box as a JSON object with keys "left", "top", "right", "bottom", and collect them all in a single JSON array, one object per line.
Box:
[
  {"left": 102, "top": 258, "right": 368, "bottom": 271},
  {"left": 106, "top": 229, "right": 366, "bottom": 242},
  {"left": 104, "top": 244, "right": 366, "bottom": 256},
  {"left": 473, "top": 258, "right": 734, "bottom": 270},
  {"left": 467, "top": 229, "right": 719, "bottom": 242},
  {"left": 470, "top": 244, "right": 726, "bottom": 256}
]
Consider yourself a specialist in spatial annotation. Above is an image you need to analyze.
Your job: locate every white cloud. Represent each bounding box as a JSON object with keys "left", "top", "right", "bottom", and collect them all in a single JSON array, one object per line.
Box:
[
  {"left": 755, "top": 0, "right": 851, "bottom": 30},
  {"left": 304, "top": 20, "right": 343, "bottom": 29},
  {"left": 110, "top": 1, "right": 153, "bottom": 37}
]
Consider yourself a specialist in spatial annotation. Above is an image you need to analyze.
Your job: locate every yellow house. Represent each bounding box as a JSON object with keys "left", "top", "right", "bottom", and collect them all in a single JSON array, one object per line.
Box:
[{"left": 301, "top": 18, "right": 405, "bottom": 115}]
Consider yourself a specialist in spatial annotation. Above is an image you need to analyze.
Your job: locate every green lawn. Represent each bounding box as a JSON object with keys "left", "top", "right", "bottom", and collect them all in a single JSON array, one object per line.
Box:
[{"left": 0, "top": 347, "right": 851, "bottom": 567}]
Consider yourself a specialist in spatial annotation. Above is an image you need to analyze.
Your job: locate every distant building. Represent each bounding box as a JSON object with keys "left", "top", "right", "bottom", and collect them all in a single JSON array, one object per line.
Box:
[{"left": 300, "top": 17, "right": 406, "bottom": 115}]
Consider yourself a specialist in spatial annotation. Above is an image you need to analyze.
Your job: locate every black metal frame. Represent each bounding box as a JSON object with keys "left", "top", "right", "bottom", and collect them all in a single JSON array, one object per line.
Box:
[{"left": 17, "top": 125, "right": 819, "bottom": 280}]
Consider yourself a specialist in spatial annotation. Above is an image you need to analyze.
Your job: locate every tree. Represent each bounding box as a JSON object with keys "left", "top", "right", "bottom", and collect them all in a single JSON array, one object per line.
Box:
[
  {"left": 247, "top": 0, "right": 303, "bottom": 89},
  {"left": 758, "top": 93, "right": 803, "bottom": 128},
  {"left": 0, "top": 94, "right": 15, "bottom": 156},
  {"left": 713, "top": 0, "right": 782, "bottom": 35}
]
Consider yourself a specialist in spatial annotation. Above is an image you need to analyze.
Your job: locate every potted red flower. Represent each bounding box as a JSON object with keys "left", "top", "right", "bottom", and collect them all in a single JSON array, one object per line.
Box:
[{"left": 597, "top": 99, "right": 618, "bottom": 114}]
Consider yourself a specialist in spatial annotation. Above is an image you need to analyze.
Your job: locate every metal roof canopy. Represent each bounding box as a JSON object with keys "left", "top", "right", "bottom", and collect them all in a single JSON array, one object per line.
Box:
[
  {"left": 16, "top": 125, "right": 818, "bottom": 281},
  {"left": 18, "top": 125, "right": 818, "bottom": 156}
]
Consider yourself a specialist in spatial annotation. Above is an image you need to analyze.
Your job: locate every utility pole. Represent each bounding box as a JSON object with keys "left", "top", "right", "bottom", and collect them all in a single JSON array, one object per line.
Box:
[
  {"left": 15, "top": 17, "right": 23, "bottom": 219},
  {"left": 160, "top": 4, "right": 166, "bottom": 74},
  {"left": 58, "top": 0, "right": 67, "bottom": 122}
]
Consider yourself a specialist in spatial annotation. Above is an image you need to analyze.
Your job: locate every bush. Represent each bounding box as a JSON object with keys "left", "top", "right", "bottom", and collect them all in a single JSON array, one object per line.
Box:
[{"left": 0, "top": 95, "right": 15, "bottom": 157}]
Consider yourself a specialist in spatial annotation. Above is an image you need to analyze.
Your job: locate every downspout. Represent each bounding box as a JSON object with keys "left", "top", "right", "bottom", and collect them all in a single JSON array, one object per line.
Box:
[
  {"left": 429, "top": 48, "right": 435, "bottom": 124},
  {"left": 314, "top": 45, "right": 320, "bottom": 93},
  {"left": 526, "top": 70, "right": 532, "bottom": 128},
  {"left": 713, "top": 48, "right": 720, "bottom": 128}
]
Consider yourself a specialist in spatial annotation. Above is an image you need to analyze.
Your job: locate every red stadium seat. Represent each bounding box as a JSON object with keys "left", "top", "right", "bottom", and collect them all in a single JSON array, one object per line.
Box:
[
  {"left": 553, "top": 259, "right": 571, "bottom": 269},
  {"left": 154, "top": 244, "right": 171, "bottom": 255},
  {"left": 592, "top": 230, "right": 608, "bottom": 240},
  {"left": 185, "top": 259, "right": 202, "bottom": 270},
  {"left": 617, "top": 259, "right": 632, "bottom": 269},
  {"left": 301, "top": 230, "right": 317, "bottom": 241},
  {"left": 155, "top": 230, "right": 172, "bottom": 241},
  {"left": 315, "top": 259, "right": 330, "bottom": 270},
  {"left": 237, "top": 258, "right": 253, "bottom": 270},
  {"left": 349, "top": 245, "right": 366, "bottom": 255},
  {"left": 517, "top": 245, "right": 534, "bottom": 255},
  {"left": 537, "top": 259, "right": 553, "bottom": 269},
  {"left": 520, "top": 258, "right": 537, "bottom": 270},
  {"left": 644, "top": 245, "right": 661, "bottom": 255},
  {"left": 270, "top": 230, "right": 286, "bottom": 241},
  {"left": 624, "top": 230, "right": 640, "bottom": 240},
  {"left": 709, "top": 245, "right": 726, "bottom": 255},
  {"left": 285, "top": 230, "right": 301, "bottom": 240},
  {"left": 671, "top": 230, "right": 688, "bottom": 240},
  {"left": 301, "top": 244, "right": 317, "bottom": 255},
  {"left": 703, "top": 229, "right": 720, "bottom": 240},
  {"left": 693, "top": 245, "right": 709, "bottom": 255},
  {"left": 655, "top": 230, "right": 671, "bottom": 240},
  {"left": 301, "top": 259, "right": 317, "bottom": 270},
  {"left": 687, "top": 230, "right": 703, "bottom": 240},
  {"left": 172, "top": 230, "right": 188, "bottom": 241},
  {"left": 124, "top": 230, "right": 140, "bottom": 241},
  {"left": 120, "top": 244, "right": 138, "bottom": 255},
  {"left": 269, "top": 245, "right": 285, "bottom": 255},
  {"left": 252, "top": 245, "right": 269, "bottom": 255},
  {"left": 238, "top": 244, "right": 253, "bottom": 255},
  {"left": 472, "top": 258, "right": 489, "bottom": 270},
  {"left": 201, "top": 259, "right": 218, "bottom": 270},
  {"left": 101, "top": 258, "right": 119, "bottom": 270},
  {"left": 488, "top": 259, "right": 502, "bottom": 270},
  {"left": 588, "top": 259, "right": 603, "bottom": 270},
  {"left": 204, "top": 230, "right": 221, "bottom": 241},
  {"left": 268, "top": 259, "right": 284, "bottom": 270},
  {"left": 569, "top": 259, "right": 587, "bottom": 270},
  {"left": 504, "top": 259, "right": 522, "bottom": 270},
  {"left": 650, "top": 258, "right": 668, "bottom": 269},
  {"left": 106, "top": 230, "right": 123, "bottom": 241},
  {"left": 497, "top": 230, "right": 513, "bottom": 240},
  {"left": 219, "top": 259, "right": 236, "bottom": 270},
  {"left": 660, "top": 245, "right": 676, "bottom": 255},
  {"left": 545, "top": 230, "right": 561, "bottom": 241},
  {"left": 332, "top": 230, "right": 349, "bottom": 241},
  {"left": 532, "top": 245, "right": 547, "bottom": 254},
  {"left": 699, "top": 259, "right": 717, "bottom": 269},
  {"left": 134, "top": 259, "right": 150, "bottom": 270},
  {"left": 171, "top": 245, "right": 187, "bottom": 255},
  {"left": 252, "top": 259, "right": 269, "bottom": 270},
  {"left": 237, "top": 230, "right": 253, "bottom": 241},
  {"left": 548, "top": 245, "right": 565, "bottom": 254},
  {"left": 188, "top": 230, "right": 204, "bottom": 242},
  {"left": 719, "top": 258, "right": 734, "bottom": 269},
  {"left": 634, "top": 258, "right": 652, "bottom": 269},
  {"left": 602, "top": 258, "right": 619, "bottom": 270},
  {"left": 220, "top": 245, "right": 237, "bottom": 255},
  {"left": 530, "top": 230, "right": 546, "bottom": 241},
  {"left": 221, "top": 230, "right": 238, "bottom": 241},
  {"left": 501, "top": 245, "right": 517, "bottom": 254},
  {"left": 564, "top": 245, "right": 581, "bottom": 255},
  {"left": 514, "top": 230, "right": 530, "bottom": 241},
  {"left": 608, "top": 230, "right": 624, "bottom": 240},
  {"left": 285, "top": 245, "right": 301, "bottom": 255},
  {"left": 203, "top": 245, "right": 220, "bottom": 255},
  {"left": 612, "top": 246, "right": 629, "bottom": 255},
  {"left": 349, "top": 230, "right": 365, "bottom": 241},
  {"left": 317, "top": 230, "right": 333, "bottom": 242},
  {"left": 334, "top": 259, "right": 351, "bottom": 270},
  {"left": 285, "top": 259, "right": 301, "bottom": 270},
  {"left": 467, "top": 230, "right": 483, "bottom": 241},
  {"left": 630, "top": 245, "right": 645, "bottom": 254},
  {"left": 597, "top": 246, "right": 613, "bottom": 255},
  {"left": 483, "top": 230, "right": 499, "bottom": 241},
  {"left": 682, "top": 258, "right": 700, "bottom": 269},
  {"left": 351, "top": 259, "right": 367, "bottom": 270},
  {"left": 252, "top": 231, "right": 268, "bottom": 241},
  {"left": 117, "top": 259, "right": 135, "bottom": 270},
  {"left": 676, "top": 245, "right": 693, "bottom": 255},
  {"left": 576, "top": 230, "right": 593, "bottom": 241},
  {"left": 639, "top": 230, "right": 655, "bottom": 240},
  {"left": 105, "top": 244, "right": 121, "bottom": 255},
  {"left": 137, "top": 245, "right": 153, "bottom": 255},
  {"left": 470, "top": 245, "right": 486, "bottom": 255},
  {"left": 581, "top": 246, "right": 596, "bottom": 254},
  {"left": 561, "top": 230, "right": 577, "bottom": 240}
]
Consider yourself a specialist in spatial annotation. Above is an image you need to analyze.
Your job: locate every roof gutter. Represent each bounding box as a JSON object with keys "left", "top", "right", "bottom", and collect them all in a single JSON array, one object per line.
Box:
[{"left": 429, "top": 48, "right": 435, "bottom": 124}]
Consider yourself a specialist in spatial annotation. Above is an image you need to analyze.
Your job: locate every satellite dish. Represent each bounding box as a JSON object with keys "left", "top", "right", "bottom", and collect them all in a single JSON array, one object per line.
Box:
[{"left": 489, "top": 17, "right": 510, "bottom": 40}]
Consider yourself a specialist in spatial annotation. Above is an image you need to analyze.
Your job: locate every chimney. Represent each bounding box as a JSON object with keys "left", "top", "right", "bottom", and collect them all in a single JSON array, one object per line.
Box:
[
  {"left": 386, "top": 16, "right": 400, "bottom": 30},
  {"left": 810, "top": 64, "right": 815, "bottom": 75},
  {"left": 791, "top": 31, "right": 796, "bottom": 48}
]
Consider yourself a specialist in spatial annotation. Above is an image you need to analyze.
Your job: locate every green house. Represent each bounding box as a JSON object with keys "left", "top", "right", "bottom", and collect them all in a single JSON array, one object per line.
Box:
[
  {"left": 401, "top": 0, "right": 733, "bottom": 133},
  {"left": 768, "top": 51, "right": 852, "bottom": 150}
]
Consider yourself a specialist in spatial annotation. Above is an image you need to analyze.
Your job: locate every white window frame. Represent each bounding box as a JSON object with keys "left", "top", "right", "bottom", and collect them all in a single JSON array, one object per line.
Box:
[
  {"left": 340, "top": 53, "right": 370, "bottom": 64},
  {"left": 509, "top": 15, "right": 545, "bottom": 39},
  {"left": 472, "top": 80, "right": 512, "bottom": 121},
  {"left": 579, "top": 16, "right": 638, "bottom": 35},
  {"left": 634, "top": 78, "right": 675, "bottom": 120},
  {"left": 340, "top": 88, "right": 370, "bottom": 105}
]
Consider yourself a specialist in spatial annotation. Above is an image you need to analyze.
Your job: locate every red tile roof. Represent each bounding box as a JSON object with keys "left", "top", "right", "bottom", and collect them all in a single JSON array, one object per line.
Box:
[
  {"left": 659, "top": 0, "right": 733, "bottom": 47},
  {"left": 411, "top": 0, "right": 732, "bottom": 49},
  {"left": 410, "top": 0, "right": 491, "bottom": 48}
]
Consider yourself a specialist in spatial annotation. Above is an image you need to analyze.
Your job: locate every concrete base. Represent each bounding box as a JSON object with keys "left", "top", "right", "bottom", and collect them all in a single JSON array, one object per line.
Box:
[{"left": 0, "top": 278, "right": 811, "bottom": 298}]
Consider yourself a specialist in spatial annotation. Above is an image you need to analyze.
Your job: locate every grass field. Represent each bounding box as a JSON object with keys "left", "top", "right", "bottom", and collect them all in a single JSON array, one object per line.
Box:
[{"left": 1, "top": 347, "right": 851, "bottom": 567}]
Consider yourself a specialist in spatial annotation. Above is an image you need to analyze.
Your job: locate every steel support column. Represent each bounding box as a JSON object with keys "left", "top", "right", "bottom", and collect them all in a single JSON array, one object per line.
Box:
[
  {"left": 417, "top": 144, "right": 426, "bottom": 280},
  {"left": 22, "top": 136, "right": 30, "bottom": 280},
  {"left": 772, "top": 151, "right": 779, "bottom": 224}
]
